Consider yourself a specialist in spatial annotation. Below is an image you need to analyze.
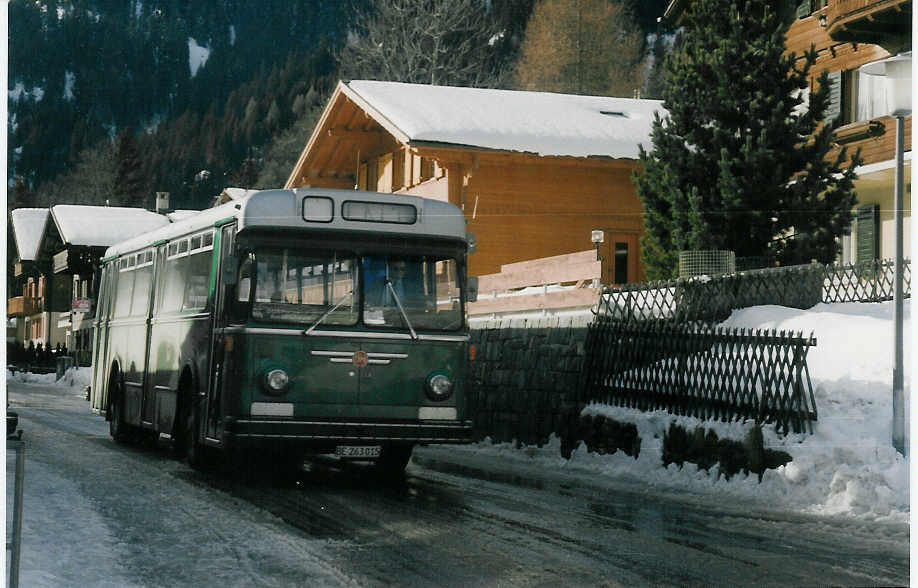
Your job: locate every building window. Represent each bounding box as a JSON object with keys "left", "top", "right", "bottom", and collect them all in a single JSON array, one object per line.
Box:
[
  {"left": 856, "top": 204, "right": 880, "bottom": 262},
  {"left": 827, "top": 68, "right": 888, "bottom": 125},
  {"left": 614, "top": 242, "right": 629, "bottom": 284}
]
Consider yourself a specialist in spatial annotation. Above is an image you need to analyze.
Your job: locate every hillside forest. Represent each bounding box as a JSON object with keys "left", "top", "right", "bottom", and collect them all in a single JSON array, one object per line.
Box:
[{"left": 8, "top": 0, "right": 672, "bottom": 213}]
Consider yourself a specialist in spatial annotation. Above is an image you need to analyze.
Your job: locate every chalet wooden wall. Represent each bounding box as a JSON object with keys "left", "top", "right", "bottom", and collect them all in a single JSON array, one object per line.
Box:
[{"left": 403, "top": 156, "right": 645, "bottom": 280}]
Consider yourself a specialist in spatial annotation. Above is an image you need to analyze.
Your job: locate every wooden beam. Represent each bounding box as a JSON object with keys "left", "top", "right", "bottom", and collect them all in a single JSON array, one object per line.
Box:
[
  {"left": 297, "top": 175, "right": 355, "bottom": 189},
  {"left": 328, "top": 127, "right": 382, "bottom": 143},
  {"left": 467, "top": 288, "right": 599, "bottom": 315}
]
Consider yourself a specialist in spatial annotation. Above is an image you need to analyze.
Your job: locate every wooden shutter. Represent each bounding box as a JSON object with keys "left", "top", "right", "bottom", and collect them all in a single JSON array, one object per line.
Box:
[
  {"left": 856, "top": 204, "right": 880, "bottom": 261},
  {"left": 825, "top": 70, "right": 842, "bottom": 123}
]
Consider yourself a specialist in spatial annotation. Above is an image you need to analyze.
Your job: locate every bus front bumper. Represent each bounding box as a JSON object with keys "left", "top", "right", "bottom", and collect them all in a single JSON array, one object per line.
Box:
[{"left": 223, "top": 418, "right": 474, "bottom": 448}]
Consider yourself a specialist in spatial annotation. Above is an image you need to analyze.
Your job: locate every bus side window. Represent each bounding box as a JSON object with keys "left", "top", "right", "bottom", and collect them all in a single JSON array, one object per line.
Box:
[
  {"left": 182, "top": 250, "right": 211, "bottom": 311},
  {"left": 113, "top": 261, "right": 135, "bottom": 318},
  {"left": 132, "top": 264, "right": 153, "bottom": 316},
  {"left": 160, "top": 257, "right": 186, "bottom": 314}
]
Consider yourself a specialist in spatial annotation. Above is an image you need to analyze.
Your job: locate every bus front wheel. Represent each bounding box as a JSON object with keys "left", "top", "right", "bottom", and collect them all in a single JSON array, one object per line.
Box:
[
  {"left": 176, "top": 392, "right": 206, "bottom": 470},
  {"left": 375, "top": 444, "right": 413, "bottom": 476},
  {"left": 109, "top": 375, "right": 130, "bottom": 444}
]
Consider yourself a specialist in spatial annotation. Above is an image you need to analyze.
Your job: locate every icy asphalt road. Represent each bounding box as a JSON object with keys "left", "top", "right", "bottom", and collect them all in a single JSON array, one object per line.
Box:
[{"left": 6, "top": 379, "right": 909, "bottom": 587}]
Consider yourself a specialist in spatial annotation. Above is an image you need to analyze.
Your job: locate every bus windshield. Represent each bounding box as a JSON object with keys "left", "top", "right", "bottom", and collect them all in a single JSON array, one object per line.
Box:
[
  {"left": 239, "top": 249, "right": 359, "bottom": 326},
  {"left": 237, "top": 248, "right": 464, "bottom": 331},
  {"left": 362, "top": 254, "right": 463, "bottom": 331}
]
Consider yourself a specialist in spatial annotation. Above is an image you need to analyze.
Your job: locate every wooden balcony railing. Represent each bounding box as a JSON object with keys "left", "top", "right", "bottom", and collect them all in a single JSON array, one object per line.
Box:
[
  {"left": 7, "top": 296, "right": 41, "bottom": 317},
  {"left": 826, "top": 0, "right": 911, "bottom": 49}
]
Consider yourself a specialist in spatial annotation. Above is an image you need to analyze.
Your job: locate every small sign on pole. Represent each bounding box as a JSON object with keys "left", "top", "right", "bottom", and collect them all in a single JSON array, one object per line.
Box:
[{"left": 72, "top": 298, "right": 91, "bottom": 314}]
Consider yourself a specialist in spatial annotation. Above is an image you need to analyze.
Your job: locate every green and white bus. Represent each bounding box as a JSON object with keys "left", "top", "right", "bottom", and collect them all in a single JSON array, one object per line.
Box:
[{"left": 90, "top": 188, "right": 476, "bottom": 474}]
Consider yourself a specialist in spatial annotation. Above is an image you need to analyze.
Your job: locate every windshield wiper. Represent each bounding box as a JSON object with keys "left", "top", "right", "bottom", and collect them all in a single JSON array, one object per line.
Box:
[
  {"left": 304, "top": 290, "right": 353, "bottom": 336},
  {"left": 386, "top": 280, "right": 418, "bottom": 340}
]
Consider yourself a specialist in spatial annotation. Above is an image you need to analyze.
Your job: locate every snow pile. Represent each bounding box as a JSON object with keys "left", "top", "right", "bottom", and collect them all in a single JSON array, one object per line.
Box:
[
  {"left": 7, "top": 367, "right": 91, "bottom": 390},
  {"left": 459, "top": 301, "right": 909, "bottom": 522}
]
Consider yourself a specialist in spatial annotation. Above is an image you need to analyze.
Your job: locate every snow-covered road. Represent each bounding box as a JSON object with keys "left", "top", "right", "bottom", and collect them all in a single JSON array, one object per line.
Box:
[{"left": 6, "top": 378, "right": 909, "bottom": 587}]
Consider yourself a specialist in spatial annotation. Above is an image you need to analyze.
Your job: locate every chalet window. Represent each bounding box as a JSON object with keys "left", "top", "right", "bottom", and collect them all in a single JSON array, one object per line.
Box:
[
  {"left": 827, "top": 69, "right": 888, "bottom": 125},
  {"left": 614, "top": 242, "right": 629, "bottom": 284},
  {"left": 796, "top": 0, "right": 827, "bottom": 17},
  {"left": 856, "top": 204, "right": 880, "bottom": 262},
  {"left": 856, "top": 70, "right": 886, "bottom": 121}
]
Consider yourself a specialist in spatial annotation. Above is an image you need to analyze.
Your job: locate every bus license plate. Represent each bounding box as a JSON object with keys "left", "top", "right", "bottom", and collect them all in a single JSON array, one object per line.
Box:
[{"left": 335, "top": 445, "right": 381, "bottom": 458}]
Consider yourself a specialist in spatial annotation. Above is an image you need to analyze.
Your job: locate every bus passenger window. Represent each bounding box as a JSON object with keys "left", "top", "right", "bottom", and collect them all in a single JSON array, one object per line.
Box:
[
  {"left": 114, "top": 265, "right": 134, "bottom": 318},
  {"left": 182, "top": 250, "right": 211, "bottom": 311},
  {"left": 131, "top": 265, "right": 152, "bottom": 316},
  {"left": 159, "top": 257, "right": 186, "bottom": 314}
]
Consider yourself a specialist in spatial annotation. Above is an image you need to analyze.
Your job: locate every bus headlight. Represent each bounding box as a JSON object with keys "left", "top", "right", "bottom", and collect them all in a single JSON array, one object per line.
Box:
[
  {"left": 263, "top": 369, "right": 291, "bottom": 395},
  {"left": 425, "top": 373, "right": 453, "bottom": 401}
]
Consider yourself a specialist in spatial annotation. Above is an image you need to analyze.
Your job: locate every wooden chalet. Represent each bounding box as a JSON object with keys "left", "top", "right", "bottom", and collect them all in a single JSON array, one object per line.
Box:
[
  {"left": 285, "top": 80, "right": 665, "bottom": 284},
  {"left": 8, "top": 205, "right": 172, "bottom": 359}
]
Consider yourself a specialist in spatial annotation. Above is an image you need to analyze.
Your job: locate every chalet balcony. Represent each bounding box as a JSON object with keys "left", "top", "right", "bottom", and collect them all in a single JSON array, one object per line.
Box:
[
  {"left": 826, "top": 0, "right": 912, "bottom": 51},
  {"left": 7, "top": 296, "right": 41, "bottom": 317}
]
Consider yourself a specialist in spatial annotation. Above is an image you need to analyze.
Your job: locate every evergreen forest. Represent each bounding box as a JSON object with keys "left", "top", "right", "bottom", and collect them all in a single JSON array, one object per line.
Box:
[{"left": 8, "top": 0, "right": 670, "bottom": 212}]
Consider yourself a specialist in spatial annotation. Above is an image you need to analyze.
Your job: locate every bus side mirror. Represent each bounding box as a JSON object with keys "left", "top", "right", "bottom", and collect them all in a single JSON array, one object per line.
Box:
[
  {"left": 467, "top": 276, "right": 478, "bottom": 302},
  {"left": 466, "top": 233, "right": 477, "bottom": 254},
  {"left": 222, "top": 256, "right": 238, "bottom": 286}
]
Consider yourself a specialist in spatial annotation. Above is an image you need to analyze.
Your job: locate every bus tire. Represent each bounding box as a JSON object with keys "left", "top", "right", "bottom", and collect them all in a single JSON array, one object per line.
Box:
[
  {"left": 108, "top": 373, "right": 130, "bottom": 444},
  {"left": 375, "top": 444, "right": 413, "bottom": 476},
  {"left": 176, "top": 385, "right": 206, "bottom": 470}
]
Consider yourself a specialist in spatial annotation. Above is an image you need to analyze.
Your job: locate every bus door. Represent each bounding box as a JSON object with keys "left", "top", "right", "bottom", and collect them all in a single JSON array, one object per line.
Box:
[
  {"left": 207, "top": 224, "right": 235, "bottom": 440},
  {"left": 140, "top": 249, "right": 159, "bottom": 426},
  {"left": 90, "top": 264, "right": 114, "bottom": 413}
]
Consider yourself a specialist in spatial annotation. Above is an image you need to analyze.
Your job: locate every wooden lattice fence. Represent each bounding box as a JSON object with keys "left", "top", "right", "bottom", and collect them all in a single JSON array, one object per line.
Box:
[
  {"left": 581, "top": 320, "right": 818, "bottom": 434},
  {"left": 599, "top": 258, "right": 911, "bottom": 324}
]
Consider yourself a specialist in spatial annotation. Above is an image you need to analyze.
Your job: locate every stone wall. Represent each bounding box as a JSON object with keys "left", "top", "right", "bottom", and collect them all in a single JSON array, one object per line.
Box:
[{"left": 468, "top": 316, "right": 591, "bottom": 445}]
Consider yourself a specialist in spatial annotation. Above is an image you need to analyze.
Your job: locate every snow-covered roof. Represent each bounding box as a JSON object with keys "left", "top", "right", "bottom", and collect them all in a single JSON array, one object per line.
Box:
[
  {"left": 166, "top": 210, "right": 201, "bottom": 222},
  {"left": 343, "top": 80, "right": 665, "bottom": 159},
  {"left": 50, "top": 205, "right": 171, "bottom": 248},
  {"left": 10, "top": 208, "right": 50, "bottom": 261},
  {"left": 221, "top": 187, "right": 256, "bottom": 201}
]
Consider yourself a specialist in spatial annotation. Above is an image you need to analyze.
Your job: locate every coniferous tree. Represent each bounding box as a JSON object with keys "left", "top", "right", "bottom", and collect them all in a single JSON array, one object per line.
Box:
[
  {"left": 115, "top": 129, "right": 149, "bottom": 208},
  {"left": 634, "top": 0, "right": 861, "bottom": 279}
]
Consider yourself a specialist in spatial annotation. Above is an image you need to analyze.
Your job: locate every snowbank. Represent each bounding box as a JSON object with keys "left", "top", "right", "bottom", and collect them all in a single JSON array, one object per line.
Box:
[
  {"left": 458, "top": 301, "right": 910, "bottom": 523},
  {"left": 7, "top": 367, "right": 91, "bottom": 390}
]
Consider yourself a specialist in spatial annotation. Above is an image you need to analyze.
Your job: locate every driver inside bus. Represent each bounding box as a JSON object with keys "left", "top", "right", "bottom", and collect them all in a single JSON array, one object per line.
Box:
[{"left": 367, "top": 258, "right": 425, "bottom": 308}]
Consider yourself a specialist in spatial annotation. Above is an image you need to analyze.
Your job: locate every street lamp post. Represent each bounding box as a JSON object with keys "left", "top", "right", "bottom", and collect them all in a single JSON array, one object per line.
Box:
[
  {"left": 591, "top": 229, "right": 604, "bottom": 286},
  {"left": 861, "top": 53, "right": 911, "bottom": 456}
]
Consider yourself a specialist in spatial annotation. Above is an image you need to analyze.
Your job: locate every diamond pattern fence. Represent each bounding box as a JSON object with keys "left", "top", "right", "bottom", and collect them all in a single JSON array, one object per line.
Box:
[
  {"left": 598, "top": 259, "right": 910, "bottom": 324},
  {"left": 581, "top": 320, "right": 818, "bottom": 434}
]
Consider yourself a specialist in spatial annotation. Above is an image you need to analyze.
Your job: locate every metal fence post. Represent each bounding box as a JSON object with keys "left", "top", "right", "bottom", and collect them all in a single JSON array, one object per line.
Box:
[{"left": 7, "top": 436, "right": 25, "bottom": 588}]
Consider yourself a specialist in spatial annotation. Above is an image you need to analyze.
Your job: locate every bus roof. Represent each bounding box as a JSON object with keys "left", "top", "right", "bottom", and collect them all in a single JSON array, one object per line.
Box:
[{"left": 103, "top": 188, "right": 468, "bottom": 259}]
